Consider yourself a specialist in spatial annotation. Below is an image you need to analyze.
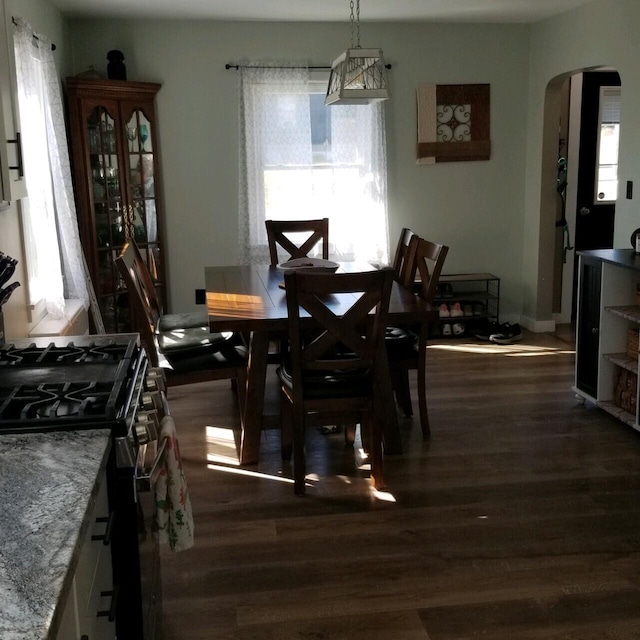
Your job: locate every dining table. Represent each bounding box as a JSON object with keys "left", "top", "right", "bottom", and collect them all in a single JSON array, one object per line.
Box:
[{"left": 205, "top": 263, "right": 438, "bottom": 465}]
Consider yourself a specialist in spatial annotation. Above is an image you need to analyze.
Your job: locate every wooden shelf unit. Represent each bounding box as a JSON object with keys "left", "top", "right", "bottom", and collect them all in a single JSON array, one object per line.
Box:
[{"left": 574, "top": 249, "right": 640, "bottom": 432}]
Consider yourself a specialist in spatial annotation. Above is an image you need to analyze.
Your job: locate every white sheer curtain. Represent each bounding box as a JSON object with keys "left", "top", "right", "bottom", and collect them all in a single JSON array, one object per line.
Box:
[
  {"left": 13, "top": 18, "right": 88, "bottom": 318},
  {"left": 238, "top": 63, "right": 389, "bottom": 265}
]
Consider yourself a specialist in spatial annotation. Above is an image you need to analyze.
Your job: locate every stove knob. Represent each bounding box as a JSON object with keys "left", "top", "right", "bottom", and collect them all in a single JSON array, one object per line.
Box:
[
  {"left": 142, "top": 391, "right": 162, "bottom": 412},
  {"left": 146, "top": 368, "right": 167, "bottom": 394},
  {"left": 135, "top": 410, "right": 159, "bottom": 444}
]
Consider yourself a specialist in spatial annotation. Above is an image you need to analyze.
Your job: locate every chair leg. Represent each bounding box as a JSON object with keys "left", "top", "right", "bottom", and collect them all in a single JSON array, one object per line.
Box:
[
  {"left": 280, "top": 389, "right": 293, "bottom": 461},
  {"left": 392, "top": 367, "right": 413, "bottom": 416},
  {"left": 292, "top": 403, "right": 306, "bottom": 496},
  {"left": 235, "top": 368, "right": 248, "bottom": 417},
  {"left": 417, "top": 329, "right": 431, "bottom": 438},
  {"left": 367, "top": 413, "right": 384, "bottom": 490},
  {"left": 344, "top": 423, "right": 357, "bottom": 446}
]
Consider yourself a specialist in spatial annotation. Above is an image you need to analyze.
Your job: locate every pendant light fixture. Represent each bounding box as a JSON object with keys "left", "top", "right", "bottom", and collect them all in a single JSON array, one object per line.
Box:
[{"left": 325, "top": 0, "right": 390, "bottom": 106}]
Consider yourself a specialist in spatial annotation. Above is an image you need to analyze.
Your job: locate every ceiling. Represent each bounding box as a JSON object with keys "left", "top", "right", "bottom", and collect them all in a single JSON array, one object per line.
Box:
[{"left": 51, "top": 0, "right": 596, "bottom": 23}]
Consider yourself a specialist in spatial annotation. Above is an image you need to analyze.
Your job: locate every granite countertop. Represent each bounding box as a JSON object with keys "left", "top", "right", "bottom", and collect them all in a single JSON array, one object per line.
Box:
[{"left": 0, "top": 429, "right": 112, "bottom": 640}]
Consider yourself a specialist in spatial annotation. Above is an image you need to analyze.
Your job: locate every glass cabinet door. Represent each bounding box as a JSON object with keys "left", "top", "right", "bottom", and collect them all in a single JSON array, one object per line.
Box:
[
  {"left": 125, "top": 108, "right": 161, "bottom": 286},
  {"left": 88, "top": 106, "right": 123, "bottom": 254},
  {"left": 87, "top": 105, "right": 129, "bottom": 332}
]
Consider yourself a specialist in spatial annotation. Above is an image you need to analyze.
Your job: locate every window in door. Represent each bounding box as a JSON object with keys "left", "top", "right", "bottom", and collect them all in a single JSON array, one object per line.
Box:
[{"left": 594, "top": 86, "right": 621, "bottom": 203}]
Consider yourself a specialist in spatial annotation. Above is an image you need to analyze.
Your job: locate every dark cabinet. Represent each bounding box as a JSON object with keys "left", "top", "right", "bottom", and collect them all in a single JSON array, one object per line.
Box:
[
  {"left": 66, "top": 78, "right": 166, "bottom": 333},
  {"left": 576, "top": 257, "right": 601, "bottom": 398}
]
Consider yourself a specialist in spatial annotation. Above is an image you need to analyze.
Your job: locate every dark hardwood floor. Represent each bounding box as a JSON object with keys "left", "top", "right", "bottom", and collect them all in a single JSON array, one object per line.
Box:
[{"left": 160, "top": 326, "right": 640, "bottom": 639}]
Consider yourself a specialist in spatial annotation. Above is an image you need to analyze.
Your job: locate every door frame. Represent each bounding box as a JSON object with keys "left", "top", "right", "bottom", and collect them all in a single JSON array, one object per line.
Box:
[{"left": 538, "top": 65, "right": 620, "bottom": 329}]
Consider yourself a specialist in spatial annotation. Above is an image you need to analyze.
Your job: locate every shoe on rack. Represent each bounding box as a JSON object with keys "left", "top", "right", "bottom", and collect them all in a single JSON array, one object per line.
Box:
[
  {"left": 473, "top": 320, "right": 502, "bottom": 341},
  {"left": 439, "top": 283, "right": 454, "bottom": 299},
  {"left": 450, "top": 302, "right": 464, "bottom": 318},
  {"left": 463, "top": 304, "right": 473, "bottom": 317},
  {"left": 452, "top": 321, "right": 465, "bottom": 336},
  {"left": 473, "top": 303, "right": 485, "bottom": 316},
  {"left": 489, "top": 323, "right": 523, "bottom": 345},
  {"left": 442, "top": 323, "right": 452, "bottom": 337},
  {"left": 439, "top": 303, "right": 450, "bottom": 318}
]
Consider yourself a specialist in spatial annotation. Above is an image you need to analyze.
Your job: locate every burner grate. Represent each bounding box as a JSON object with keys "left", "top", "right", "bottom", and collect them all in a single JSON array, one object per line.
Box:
[
  {"left": 0, "top": 381, "right": 117, "bottom": 422},
  {"left": 0, "top": 341, "right": 136, "bottom": 365}
]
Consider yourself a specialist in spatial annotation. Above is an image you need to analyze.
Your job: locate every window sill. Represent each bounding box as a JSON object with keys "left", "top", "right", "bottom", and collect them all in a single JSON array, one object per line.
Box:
[{"left": 29, "top": 299, "right": 89, "bottom": 338}]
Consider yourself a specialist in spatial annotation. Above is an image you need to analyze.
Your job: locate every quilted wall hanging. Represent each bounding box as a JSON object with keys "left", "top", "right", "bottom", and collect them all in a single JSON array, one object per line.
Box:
[{"left": 416, "top": 83, "right": 491, "bottom": 163}]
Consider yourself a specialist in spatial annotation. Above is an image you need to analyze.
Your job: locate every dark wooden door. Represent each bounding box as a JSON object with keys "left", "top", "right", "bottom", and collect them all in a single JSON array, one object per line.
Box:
[
  {"left": 574, "top": 71, "right": 621, "bottom": 252},
  {"left": 571, "top": 71, "right": 621, "bottom": 321}
]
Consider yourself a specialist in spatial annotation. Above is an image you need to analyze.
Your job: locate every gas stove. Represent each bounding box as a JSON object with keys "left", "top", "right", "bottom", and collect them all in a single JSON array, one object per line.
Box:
[
  {"left": 0, "top": 334, "right": 143, "bottom": 435},
  {"left": 0, "top": 334, "right": 164, "bottom": 639}
]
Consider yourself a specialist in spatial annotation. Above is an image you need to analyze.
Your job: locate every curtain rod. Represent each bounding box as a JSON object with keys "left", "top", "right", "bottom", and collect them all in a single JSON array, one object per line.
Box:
[
  {"left": 225, "top": 63, "right": 391, "bottom": 70},
  {"left": 12, "top": 17, "right": 56, "bottom": 51}
]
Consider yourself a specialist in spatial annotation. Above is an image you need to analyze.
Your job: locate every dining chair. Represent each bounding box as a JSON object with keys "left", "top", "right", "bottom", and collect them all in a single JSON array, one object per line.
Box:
[
  {"left": 387, "top": 235, "right": 449, "bottom": 437},
  {"left": 278, "top": 267, "right": 394, "bottom": 495},
  {"left": 385, "top": 227, "right": 417, "bottom": 418},
  {"left": 265, "top": 218, "right": 330, "bottom": 365},
  {"left": 391, "top": 227, "right": 416, "bottom": 282},
  {"left": 265, "top": 218, "right": 329, "bottom": 265},
  {"left": 116, "top": 241, "right": 248, "bottom": 395}
]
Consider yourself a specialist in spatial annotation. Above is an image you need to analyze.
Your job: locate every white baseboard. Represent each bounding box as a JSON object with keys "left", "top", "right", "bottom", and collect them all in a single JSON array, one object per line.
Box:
[
  {"left": 29, "top": 299, "right": 89, "bottom": 338},
  {"left": 519, "top": 315, "right": 556, "bottom": 333}
]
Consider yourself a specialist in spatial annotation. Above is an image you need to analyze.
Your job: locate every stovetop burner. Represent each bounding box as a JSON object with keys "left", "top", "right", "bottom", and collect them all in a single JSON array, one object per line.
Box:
[
  {"left": 0, "top": 339, "right": 138, "bottom": 366},
  {"left": 2, "top": 381, "right": 116, "bottom": 421}
]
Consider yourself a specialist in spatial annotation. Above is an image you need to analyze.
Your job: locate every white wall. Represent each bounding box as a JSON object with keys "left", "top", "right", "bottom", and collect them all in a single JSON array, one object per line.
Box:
[
  {"left": 67, "top": 18, "right": 530, "bottom": 317},
  {"left": 523, "top": 0, "right": 640, "bottom": 323}
]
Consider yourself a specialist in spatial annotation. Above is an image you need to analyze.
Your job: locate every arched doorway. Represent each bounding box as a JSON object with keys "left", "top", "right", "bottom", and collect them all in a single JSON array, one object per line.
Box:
[{"left": 539, "top": 67, "right": 621, "bottom": 327}]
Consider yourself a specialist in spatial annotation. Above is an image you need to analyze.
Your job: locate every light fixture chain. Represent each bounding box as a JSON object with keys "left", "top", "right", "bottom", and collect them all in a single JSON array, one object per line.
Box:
[
  {"left": 356, "top": 0, "right": 360, "bottom": 48},
  {"left": 349, "top": 0, "right": 355, "bottom": 48}
]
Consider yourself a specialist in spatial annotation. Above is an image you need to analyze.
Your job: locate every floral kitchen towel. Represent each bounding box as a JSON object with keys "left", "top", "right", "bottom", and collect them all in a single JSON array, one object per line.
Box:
[{"left": 154, "top": 414, "right": 194, "bottom": 551}]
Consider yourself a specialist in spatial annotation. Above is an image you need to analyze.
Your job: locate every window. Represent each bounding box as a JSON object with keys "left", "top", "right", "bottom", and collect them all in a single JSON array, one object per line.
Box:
[
  {"left": 13, "top": 18, "right": 88, "bottom": 321},
  {"left": 238, "top": 65, "right": 389, "bottom": 265},
  {"left": 595, "top": 86, "right": 621, "bottom": 203}
]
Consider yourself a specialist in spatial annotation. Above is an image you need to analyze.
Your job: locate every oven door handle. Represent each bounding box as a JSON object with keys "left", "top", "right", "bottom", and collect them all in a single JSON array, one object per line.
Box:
[{"left": 135, "top": 438, "right": 167, "bottom": 493}]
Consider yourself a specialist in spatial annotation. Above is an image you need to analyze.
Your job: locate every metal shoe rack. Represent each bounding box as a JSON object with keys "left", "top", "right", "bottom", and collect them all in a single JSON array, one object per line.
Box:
[{"left": 432, "top": 273, "right": 500, "bottom": 337}]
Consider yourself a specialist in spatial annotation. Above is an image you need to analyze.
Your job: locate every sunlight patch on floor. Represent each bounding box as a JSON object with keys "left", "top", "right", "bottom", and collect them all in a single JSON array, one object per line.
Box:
[
  {"left": 206, "top": 425, "right": 241, "bottom": 465},
  {"left": 428, "top": 342, "right": 575, "bottom": 357},
  {"left": 207, "top": 463, "right": 295, "bottom": 484}
]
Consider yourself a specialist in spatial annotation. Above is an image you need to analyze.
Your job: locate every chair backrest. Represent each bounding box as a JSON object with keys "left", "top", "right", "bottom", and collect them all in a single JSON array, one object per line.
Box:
[
  {"left": 115, "top": 241, "right": 162, "bottom": 366},
  {"left": 265, "top": 218, "right": 329, "bottom": 265},
  {"left": 283, "top": 267, "right": 394, "bottom": 398},
  {"left": 392, "top": 227, "right": 415, "bottom": 283},
  {"left": 402, "top": 236, "right": 449, "bottom": 303}
]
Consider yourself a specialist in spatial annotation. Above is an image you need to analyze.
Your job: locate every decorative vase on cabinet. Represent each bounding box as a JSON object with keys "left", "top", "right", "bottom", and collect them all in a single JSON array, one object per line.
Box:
[{"left": 66, "top": 78, "right": 166, "bottom": 333}]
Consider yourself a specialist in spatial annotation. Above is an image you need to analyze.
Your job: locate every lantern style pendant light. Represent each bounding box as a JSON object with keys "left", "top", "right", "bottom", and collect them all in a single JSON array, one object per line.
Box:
[{"left": 325, "top": 0, "right": 390, "bottom": 106}]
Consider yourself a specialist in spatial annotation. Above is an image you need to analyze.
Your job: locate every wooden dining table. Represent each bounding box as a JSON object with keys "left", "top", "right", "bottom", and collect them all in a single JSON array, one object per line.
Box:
[{"left": 205, "top": 263, "right": 437, "bottom": 465}]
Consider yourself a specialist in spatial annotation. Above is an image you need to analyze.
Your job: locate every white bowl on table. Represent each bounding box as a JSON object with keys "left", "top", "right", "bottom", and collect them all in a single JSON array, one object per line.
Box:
[{"left": 277, "top": 257, "right": 339, "bottom": 273}]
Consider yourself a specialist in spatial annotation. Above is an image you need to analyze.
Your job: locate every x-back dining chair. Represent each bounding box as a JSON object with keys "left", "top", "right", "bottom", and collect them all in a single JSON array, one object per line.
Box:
[
  {"left": 387, "top": 235, "right": 448, "bottom": 437},
  {"left": 265, "top": 218, "right": 329, "bottom": 265},
  {"left": 116, "top": 241, "right": 248, "bottom": 396},
  {"left": 265, "top": 218, "right": 331, "bottom": 365},
  {"left": 391, "top": 227, "right": 416, "bottom": 283},
  {"left": 278, "top": 267, "right": 394, "bottom": 496}
]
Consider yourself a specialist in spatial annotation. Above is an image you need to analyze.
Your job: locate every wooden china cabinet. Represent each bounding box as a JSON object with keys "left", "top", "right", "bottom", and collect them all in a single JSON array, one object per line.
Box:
[{"left": 65, "top": 78, "right": 166, "bottom": 333}]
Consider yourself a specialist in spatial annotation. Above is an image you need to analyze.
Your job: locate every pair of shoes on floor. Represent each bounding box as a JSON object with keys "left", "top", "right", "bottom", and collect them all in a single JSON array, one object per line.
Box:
[
  {"left": 442, "top": 321, "right": 465, "bottom": 336},
  {"left": 474, "top": 321, "right": 523, "bottom": 344},
  {"left": 490, "top": 323, "right": 522, "bottom": 344}
]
